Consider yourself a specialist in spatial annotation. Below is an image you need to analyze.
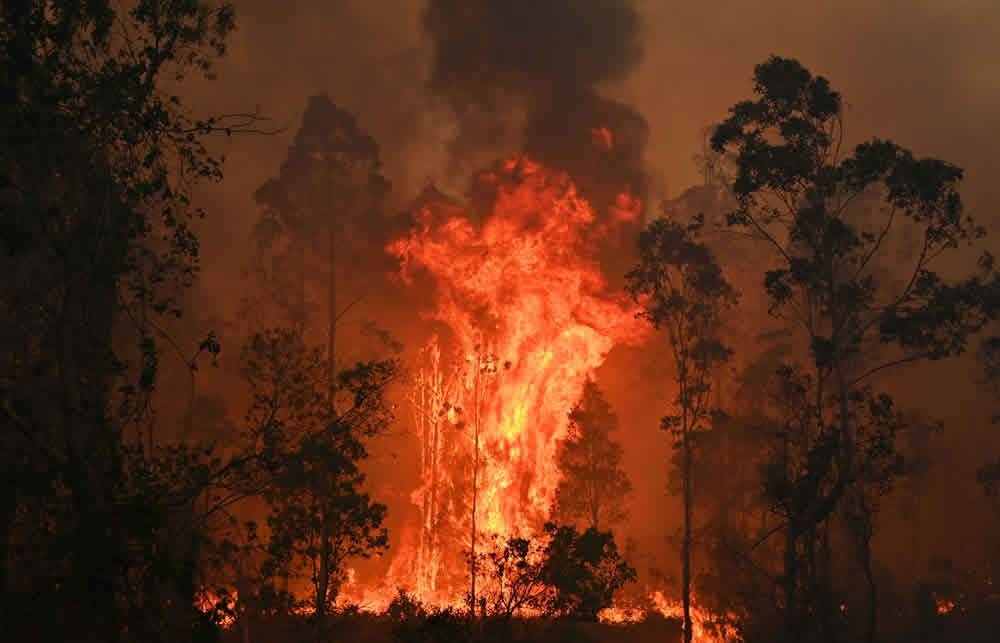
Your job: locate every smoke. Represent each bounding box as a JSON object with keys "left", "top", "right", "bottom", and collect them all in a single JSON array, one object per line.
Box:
[{"left": 423, "top": 0, "right": 649, "bottom": 215}]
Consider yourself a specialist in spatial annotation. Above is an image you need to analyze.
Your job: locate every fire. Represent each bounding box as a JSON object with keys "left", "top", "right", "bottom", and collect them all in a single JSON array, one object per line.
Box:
[
  {"left": 382, "top": 156, "right": 646, "bottom": 604},
  {"left": 647, "top": 591, "right": 741, "bottom": 643},
  {"left": 935, "top": 597, "right": 956, "bottom": 615},
  {"left": 327, "top": 156, "right": 738, "bottom": 641},
  {"left": 590, "top": 125, "right": 615, "bottom": 151},
  {"left": 597, "top": 591, "right": 740, "bottom": 643},
  {"left": 196, "top": 590, "right": 237, "bottom": 629}
]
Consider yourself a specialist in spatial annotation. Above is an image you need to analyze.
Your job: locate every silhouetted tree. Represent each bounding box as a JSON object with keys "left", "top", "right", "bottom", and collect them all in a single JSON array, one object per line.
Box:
[
  {"left": 553, "top": 379, "right": 632, "bottom": 532},
  {"left": 627, "top": 215, "right": 736, "bottom": 643},
  {"left": 711, "top": 55, "right": 1000, "bottom": 643},
  {"left": 977, "top": 335, "right": 1000, "bottom": 516},
  {"left": 240, "top": 328, "right": 395, "bottom": 625},
  {"left": 0, "top": 2, "right": 269, "bottom": 639},
  {"left": 474, "top": 533, "right": 551, "bottom": 618},
  {"left": 252, "top": 96, "right": 390, "bottom": 392},
  {"left": 541, "top": 522, "right": 637, "bottom": 621}
]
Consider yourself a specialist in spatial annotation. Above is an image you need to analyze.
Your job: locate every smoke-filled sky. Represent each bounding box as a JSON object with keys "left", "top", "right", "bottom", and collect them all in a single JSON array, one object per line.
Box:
[
  {"left": 189, "top": 0, "right": 1000, "bottom": 285},
  {"left": 182, "top": 0, "right": 1000, "bottom": 579}
]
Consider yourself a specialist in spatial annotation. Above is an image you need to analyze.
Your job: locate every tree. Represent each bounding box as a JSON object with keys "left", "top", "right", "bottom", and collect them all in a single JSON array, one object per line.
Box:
[
  {"left": 976, "top": 336, "right": 1000, "bottom": 517},
  {"left": 626, "top": 215, "right": 736, "bottom": 643},
  {"left": 252, "top": 95, "right": 390, "bottom": 393},
  {"left": 475, "top": 534, "right": 552, "bottom": 619},
  {"left": 553, "top": 379, "right": 632, "bottom": 531},
  {"left": 240, "top": 328, "right": 396, "bottom": 625},
  {"left": 467, "top": 342, "right": 502, "bottom": 616},
  {"left": 0, "top": 2, "right": 265, "bottom": 639},
  {"left": 541, "top": 522, "right": 637, "bottom": 621},
  {"left": 710, "top": 56, "right": 999, "bottom": 642}
]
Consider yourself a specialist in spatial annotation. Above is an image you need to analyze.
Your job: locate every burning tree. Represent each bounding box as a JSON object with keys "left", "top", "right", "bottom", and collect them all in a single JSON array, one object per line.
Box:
[
  {"left": 627, "top": 215, "right": 737, "bottom": 643},
  {"left": 388, "top": 157, "right": 645, "bottom": 606},
  {"left": 710, "top": 56, "right": 1000, "bottom": 642},
  {"left": 406, "top": 341, "right": 458, "bottom": 597},
  {"left": 552, "top": 379, "right": 632, "bottom": 532}
]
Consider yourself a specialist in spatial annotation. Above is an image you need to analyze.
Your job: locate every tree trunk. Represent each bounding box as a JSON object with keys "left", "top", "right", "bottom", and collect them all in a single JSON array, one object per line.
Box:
[
  {"left": 297, "top": 236, "right": 308, "bottom": 333},
  {"left": 857, "top": 508, "right": 877, "bottom": 643},
  {"left": 429, "top": 406, "right": 440, "bottom": 590},
  {"left": 328, "top": 201, "right": 337, "bottom": 399},
  {"left": 784, "top": 523, "right": 802, "bottom": 643},
  {"left": 470, "top": 351, "right": 480, "bottom": 615},
  {"left": 682, "top": 423, "right": 693, "bottom": 643},
  {"left": 315, "top": 513, "right": 331, "bottom": 637},
  {"left": 0, "top": 474, "right": 14, "bottom": 617}
]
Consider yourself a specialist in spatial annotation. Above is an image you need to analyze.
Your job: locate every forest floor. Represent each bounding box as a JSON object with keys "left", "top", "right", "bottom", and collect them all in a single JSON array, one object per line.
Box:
[{"left": 221, "top": 612, "right": 685, "bottom": 643}]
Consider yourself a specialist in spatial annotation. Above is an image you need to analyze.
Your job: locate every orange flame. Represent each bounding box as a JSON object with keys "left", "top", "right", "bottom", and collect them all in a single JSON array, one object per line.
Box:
[
  {"left": 935, "top": 597, "right": 956, "bottom": 615},
  {"left": 382, "top": 157, "right": 646, "bottom": 604}
]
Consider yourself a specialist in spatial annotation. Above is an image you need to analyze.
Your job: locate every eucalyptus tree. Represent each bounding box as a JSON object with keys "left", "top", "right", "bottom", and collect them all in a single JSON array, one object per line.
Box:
[
  {"left": 0, "top": 2, "right": 263, "bottom": 639},
  {"left": 627, "top": 215, "right": 736, "bottom": 643},
  {"left": 710, "top": 56, "right": 999, "bottom": 642},
  {"left": 252, "top": 96, "right": 390, "bottom": 393}
]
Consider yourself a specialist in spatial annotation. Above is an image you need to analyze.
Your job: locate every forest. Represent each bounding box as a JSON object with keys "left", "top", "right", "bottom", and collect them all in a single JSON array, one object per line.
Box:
[{"left": 3, "top": 1, "right": 1000, "bottom": 642}]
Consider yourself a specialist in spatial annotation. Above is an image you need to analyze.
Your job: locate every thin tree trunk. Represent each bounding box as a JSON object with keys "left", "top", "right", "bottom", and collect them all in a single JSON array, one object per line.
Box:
[
  {"left": 315, "top": 513, "right": 331, "bottom": 637},
  {"left": 682, "top": 405, "right": 693, "bottom": 643},
  {"left": 470, "top": 348, "right": 480, "bottom": 615},
  {"left": 784, "top": 524, "right": 801, "bottom": 643},
  {"left": 328, "top": 202, "right": 337, "bottom": 399},
  {"left": 297, "top": 237, "right": 307, "bottom": 333},
  {"left": 859, "top": 511, "right": 877, "bottom": 643},
  {"left": 0, "top": 474, "right": 14, "bottom": 616},
  {"left": 429, "top": 404, "right": 440, "bottom": 589}
]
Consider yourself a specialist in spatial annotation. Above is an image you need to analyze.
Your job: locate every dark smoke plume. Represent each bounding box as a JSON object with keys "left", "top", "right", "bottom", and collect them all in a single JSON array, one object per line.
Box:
[{"left": 423, "top": 0, "right": 649, "bottom": 218}]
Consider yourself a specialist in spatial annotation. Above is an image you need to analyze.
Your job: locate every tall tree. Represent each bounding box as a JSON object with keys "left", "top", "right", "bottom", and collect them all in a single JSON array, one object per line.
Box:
[
  {"left": 553, "top": 379, "right": 632, "bottom": 532},
  {"left": 240, "top": 328, "right": 395, "bottom": 626},
  {"left": 627, "top": 215, "right": 736, "bottom": 643},
  {"left": 710, "top": 56, "right": 999, "bottom": 642},
  {"left": 468, "top": 341, "right": 501, "bottom": 616},
  {"left": 252, "top": 96, "right": 390, "bottom": 393},
  {"left": 0, "top": 2, "right": 261, "bottom": 639}
]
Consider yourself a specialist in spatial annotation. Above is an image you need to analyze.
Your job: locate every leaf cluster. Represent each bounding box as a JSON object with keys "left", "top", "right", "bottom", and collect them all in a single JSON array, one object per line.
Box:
[{"left": 553, "top": 380, "right": 632, "bottom": 530}]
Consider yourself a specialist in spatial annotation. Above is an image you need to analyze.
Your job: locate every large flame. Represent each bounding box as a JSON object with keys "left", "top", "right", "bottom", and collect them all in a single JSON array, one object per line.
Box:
[
  {"left": 326, "top": 156, "right": 740, "bottom": 643},
  {"left": 381, "top": 157, "right": 645, "bottom": 603}
]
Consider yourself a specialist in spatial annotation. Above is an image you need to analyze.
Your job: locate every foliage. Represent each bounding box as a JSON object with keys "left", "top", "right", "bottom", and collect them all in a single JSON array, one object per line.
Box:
[
  {"left": 711, "top": 55, "right": 997, "bottom": 374},
  {"left": 0, "top": 2, "right": 260, "bottom": 640},
  {"left": 627, "top": 212, "right": 735, "bottom": 643},
  {"left": 977, "top": 458, "right": 1000, "bottom": 504},
  {"left": 249, "top": 94, "right": 391, "bottom": 331},
  {"left": 474, "top": 534, "right": 553, "bottom": 618},
  {"left": 388, "top": 588, "right": 429, "bottom": 622},
  {"left": 541, "top": 523, "right": 637, "bottom": 621},
  {"left": 553, "top": 379, "right": 632, "bottom": 531},
  {"left": 710, "top": 55, "right": 1000, "bottom": 642},
  {"left": 240, "top": 328, "right": 396, "bottom": 617},
  {"left": 391, "top": 605, "right": 471, "bottom": 643}
]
